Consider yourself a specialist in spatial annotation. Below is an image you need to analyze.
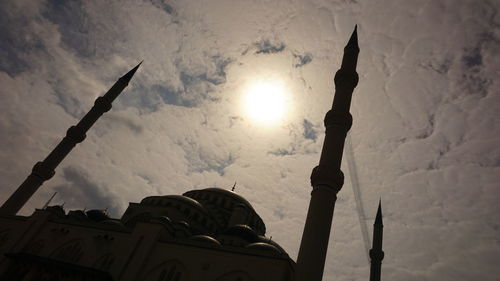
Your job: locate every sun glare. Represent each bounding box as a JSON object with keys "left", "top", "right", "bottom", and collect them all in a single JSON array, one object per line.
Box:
[{"left": 243, "top": 79, "right": 288, "bottom": 126}]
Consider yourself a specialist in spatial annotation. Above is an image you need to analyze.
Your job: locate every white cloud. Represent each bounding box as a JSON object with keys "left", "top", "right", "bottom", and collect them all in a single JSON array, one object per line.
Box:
[{"left": 0, "top": 0, "right": 499, "bottom": 280}]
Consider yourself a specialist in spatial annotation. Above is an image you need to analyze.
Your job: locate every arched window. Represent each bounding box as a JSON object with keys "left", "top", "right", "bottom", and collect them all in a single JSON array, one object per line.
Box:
[
  {"left": 93, "top": 253, "right": 114, "bottom": 271},
  {"left": 51, "top": 239, "right": 84, "bottom": 263},
  {"left": 142, "top": 260, "right": 187, "bottom": 281},
  {"left": 158, "top": 266, "right": 181, "bottom": 281}
]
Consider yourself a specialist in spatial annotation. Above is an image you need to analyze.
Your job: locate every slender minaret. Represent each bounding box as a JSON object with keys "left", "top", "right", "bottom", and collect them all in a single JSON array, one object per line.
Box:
[
  {"left": 369, "top": 201, "right": 384, "bottom": 281},
  {"left": 296, "top": 26, "right": 359, "bottom": 281},
  {"left": 0, "top": 62, "right": 142, "bottom": 216}
]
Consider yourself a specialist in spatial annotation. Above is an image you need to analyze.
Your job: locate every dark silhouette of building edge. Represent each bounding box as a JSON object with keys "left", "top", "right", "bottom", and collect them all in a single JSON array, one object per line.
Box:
[{"left": 0, "top": 27, "right": 384, "bottom": 281}]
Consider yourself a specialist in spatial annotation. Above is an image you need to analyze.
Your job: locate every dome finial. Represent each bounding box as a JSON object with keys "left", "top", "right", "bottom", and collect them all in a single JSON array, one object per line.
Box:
[{"left": 231, "top": 182, "right": 237, "bottom": 192}]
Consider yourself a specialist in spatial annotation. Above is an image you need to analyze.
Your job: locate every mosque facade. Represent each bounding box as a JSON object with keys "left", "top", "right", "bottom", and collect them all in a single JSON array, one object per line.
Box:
[
  {"left": 0, "top": 27, "right": 383, "bottom": 281},
  {"left": 0, "top": 188, "right": 293, "bottom": 280}
]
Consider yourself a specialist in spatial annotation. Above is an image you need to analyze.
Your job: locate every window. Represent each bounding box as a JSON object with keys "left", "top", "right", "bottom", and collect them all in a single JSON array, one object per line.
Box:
[
  {"left": 158, "top": 266, "right": 182, "bottom": 281},
  {"left": 52, "top": 240, "right": 84, "bottom": 263},
  {"left": 145, "top": 261, "right": 186, "bottom": 281},
  {"left": 94, "top": 253, "right": 114, "bottom": 271}
]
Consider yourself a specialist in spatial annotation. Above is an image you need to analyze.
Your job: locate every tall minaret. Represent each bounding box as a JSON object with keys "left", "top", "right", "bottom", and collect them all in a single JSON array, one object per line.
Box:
[
  {"left": 0, "top": 62, "right": 142, "bottom": 216},
  {"left": 369, "top": 201, "right": 384, "bottom": 281},
  {"left": 296, "top": 26, "right": 359, "bottom": 281}
]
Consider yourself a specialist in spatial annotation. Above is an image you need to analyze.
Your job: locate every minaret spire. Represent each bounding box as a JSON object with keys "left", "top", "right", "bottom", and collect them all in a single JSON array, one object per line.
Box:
[
  {"left": 296, "top": 27, "right": 359, "bottom": 281},
  {"left": 370, "top": 200, "right": 384, "bottom": 281},
  {"left": 347, "top": 25, "right": 358, "bottom": 48},
  {"left": 0, "top": 62, "right": 142, "bottom": 216},
  {"left": 375, "top": 199, "right": 383, "bottom": 224}
]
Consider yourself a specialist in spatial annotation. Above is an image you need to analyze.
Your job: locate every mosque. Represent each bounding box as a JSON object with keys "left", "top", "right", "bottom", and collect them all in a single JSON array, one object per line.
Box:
[{"left": 0, "top": 27, "right": 384, "bottom": 281}]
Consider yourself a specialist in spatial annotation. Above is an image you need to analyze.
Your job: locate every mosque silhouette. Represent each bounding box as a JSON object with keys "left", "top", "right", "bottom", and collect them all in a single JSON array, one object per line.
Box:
[{"left": 0, "top": 27, "right": 384, "bottom": 281}]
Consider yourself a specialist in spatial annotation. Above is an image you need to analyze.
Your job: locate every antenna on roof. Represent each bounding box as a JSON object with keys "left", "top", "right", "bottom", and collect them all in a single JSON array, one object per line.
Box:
[
  {"left": 231, "top": 182, "right": 237, "bottom": 192},
  {"left": 61, "top": 202, "right": 65, "bottom": 208},
  {"left": 42, "top": 191, "right": 58, "bottom": 209}
]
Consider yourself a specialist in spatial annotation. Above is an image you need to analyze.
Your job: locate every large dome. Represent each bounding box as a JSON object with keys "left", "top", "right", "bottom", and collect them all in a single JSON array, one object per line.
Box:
[{"left": 122, "top": 188, "right": 266, "bottom": 236}]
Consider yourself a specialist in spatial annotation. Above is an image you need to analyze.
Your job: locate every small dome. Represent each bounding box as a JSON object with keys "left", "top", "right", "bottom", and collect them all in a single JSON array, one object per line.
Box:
[
  {"left": 223, "top": 224, "right": 259, "bottom": 242},
  {"left": 149, "top": 216, "right": 175, "bottom": 237},
  {"left": 172, "top": 221, "right": 192, "bottom": 238},
  {"left": 67, "top": 210, "right": 87, "bottom": 220},
  {"left": 151, "top": 216, "right": 172, "bottom": 225},
  {"left": 258, "top": 235, "right": 288, "bottom": 254},
  {"left": 189, "top": 235, "right": 221, "bottom": 247},
  {"left": 86, "top": 210, "right": 109, "bottom": 222},
  {"left": 246, "top": 242, "right": 282, "bottom": 254},
  {"left": 45, "top": 205, "right": 65, "bottom": 217},
  {"left": 174, "top": 220, "right": 190, "bottom": 228}
]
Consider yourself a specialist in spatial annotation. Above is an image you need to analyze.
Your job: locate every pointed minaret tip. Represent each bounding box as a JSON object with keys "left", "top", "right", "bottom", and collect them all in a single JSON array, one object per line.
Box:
[
  {"left": 346, "top": 25, "right": 359, "bottom": 50},
  {"left": 375, "top": 199, "right": 383, "bottom": 225},
  {"left": 121, "top": 61, "right": 143, "bottom": 83}
]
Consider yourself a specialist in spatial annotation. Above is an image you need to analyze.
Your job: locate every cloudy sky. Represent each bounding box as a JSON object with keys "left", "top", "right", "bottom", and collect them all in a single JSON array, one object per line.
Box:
[{"left": 0, "top": 0, "right": 499, "bottom": 280}]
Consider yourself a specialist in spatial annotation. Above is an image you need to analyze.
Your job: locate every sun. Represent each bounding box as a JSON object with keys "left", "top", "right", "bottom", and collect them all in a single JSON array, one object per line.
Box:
[{"left": 243, "top": 79, "right": 288, "bottom": 126}]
